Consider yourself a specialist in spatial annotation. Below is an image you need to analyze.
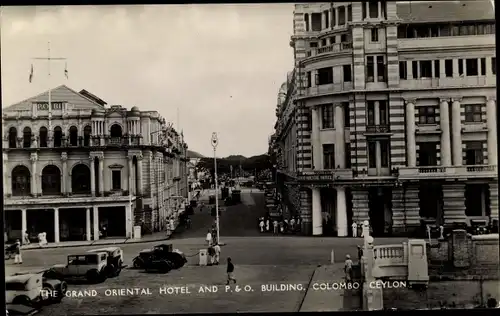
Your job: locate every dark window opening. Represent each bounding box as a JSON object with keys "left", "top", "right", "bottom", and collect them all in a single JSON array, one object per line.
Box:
[
  {"left": 304, "top": 14, "right": 309, "bottom": 32},
  {"left": 465, "top": 184, "right": 488, "bottom": 217},
  {"left": 466, "top": 58, "right": 479, "bottom": 76},
  {"left": 331, "top": 36, "right": 336, "bottom": 44},
  {"left": 347, "top": 5, "right": 352, "bottom": 22},
  {"left": 366, "top": 56, "right": 374, "bottom": 82},
  {"left": 419, "top": 184, "right": 441, "bottom": 218},
  {"left": 112, "top": 170, "right": 122, "bottom": 190},
  {"left": 420, "top": 60, "right": 432, "bottom": 78},
  {"left": 465, "top": 141, "right": 483, "bottom": 165},
  {"left": 316, "top": 67, "right": 333, "bottom": 85},
  {"left": 371, "top": 28, "right": 379, "bottom": 42},
  {"left": 412, "top": 61, "right": 418, "bottom": 79},
  {"left": 379, "top": 101, "right": 389, "bottom": 126},
  {"left": 492, "top": 57, "right": 496, "bottom": 75},
  {"left": 465, "top": 104, "right": 482, "bottom": 123},
  {"left": 310, "top": 42, "right": 318, "bottom": 48},
  {"left": 418, "top": 106, "right": 436, "bottom": 124},
  {"left": 41, "top": 165, "right": 61, "bottom": 195},
  {"left": 338, "top": 6, "right": 346, "bottom": 25},
  {"left": 343, "top": 102, "right": 350, "bottom": 128},
  {"left": 430, "top": 26, "right": 439, "bottom": 37},
  {"left": 321, "top": 104, "right": 334, "bottom": 129},
  {"left": 54, "top": 126, "right": 63, "bottom": 147},
  {"left": 434, "top": 60, "right": 440, "bottom": 78},
  {"left": 23, "top": 127, "right": 32, "bottom": 148},
  {"left": 362, "top": 3, "right": 367, "bottom": 19},
  {"left": 83, "top": 125, "right": 92, "bottom": 146},
  {"left": 380, "top": 140, "right": 390, "bottom": 167},
  {"left": 311, "top": 13, "right": 322, "bottom": 31},
  {"left": 418, "top": 142, "right": 438, "bottom": 166},
  {"left": 307, "top": 71, "right": 312, "bottom": 88},
  {"left": 381, "top": 0, "right": 387, "bottom": 19},
  {"left": 343, "top": 64, "right": 352, "bottom": 82},
  {"left": 377, "top": 56, "right": 386, "bottom": 81},
  {"left": 39, "top": 127, "right": 48, "bottom": 147},
  {"left": 321, "top": 38, "right": 327, "bottom": 46},
  {"left": 69, "top": 126, "right": 78, "bottom": 146},
  {"left": 323, "top": 144, "right": 335, "bottom": 169},
  {"left": 445, "top": 59, "right": 453, "bottom": 77},
  {"left": 367, "top": 101, "right": 375, "bottom": 126},
  {"left": 368, "top": 141, "right": 376, "bottom": 168},
  {"left": 369, "top": 2, "right": 378, "bottom": 18},
  {"left": 458, "top": 59, "right": 464, "bottom": 76},
  {"left": 11, "top": 165, "right": 31, "bottom": 196},
  {"left": 480, "top": 58, "right": 486, "bottom": 76},
  {"left": 324, "top": 10, "right": 329, "bottom": 29},
  {"left": 72, "top": 164, "right": 91, "bottom": 194},
  {"left": 8, "top": 127, "right": 17, "bottom": 148},
  {"left": 439, "top": 25, "right": 450, "bottom": 36},
  {"left": 399, "top": 61, "right": 407, "bottom": 79},
  {"left": 345, "top": 143, "right": 352, "bottom": 168}
]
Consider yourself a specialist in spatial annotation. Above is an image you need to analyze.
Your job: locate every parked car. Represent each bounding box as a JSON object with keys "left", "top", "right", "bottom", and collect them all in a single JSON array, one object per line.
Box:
[
  {"left": 133, "top": 244, "right": 187, "bottom": 272},
  {"left": 5, "top": 274, "right": 44, "bottom": 307},
  {"left": 46, "top": 252, "right": 108, "bottom": 283},
  {"left": 12, "top": 269, "right": 67, "bottom": 304},
  {"left": 87, "top": 247, "right": 125, "bottom": 277}
]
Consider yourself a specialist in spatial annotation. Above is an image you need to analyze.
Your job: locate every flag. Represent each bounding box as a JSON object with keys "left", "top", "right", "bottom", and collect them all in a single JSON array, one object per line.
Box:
[
  {"left": 29, "top": 64, "right": 33, "bottom": 83},
  {"left": 64, "top": 62, "right": 68, "bottom": 79}
]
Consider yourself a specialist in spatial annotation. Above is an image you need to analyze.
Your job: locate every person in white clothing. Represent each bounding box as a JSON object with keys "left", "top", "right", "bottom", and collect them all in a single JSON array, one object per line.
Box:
[
  {"left": 259, "top": 220, "right": 265, "bottom": 232},
  {"left": 352, "top": 222, "right": 358, "bottom": 237},
  {"left": 213, "top": 244, "right": 221, "bottom": 265},
  {"left": 266, "top": 219, "right": 270, "bottom": 232},
  {"left": 14, "top": 240, "right": 22, "bottom": 264},
  {"left": 37, "top": 233, "right": 44, "bottom": 248},
  {"left": 206, "top": 230, "right": 212, "bottom": 246}
]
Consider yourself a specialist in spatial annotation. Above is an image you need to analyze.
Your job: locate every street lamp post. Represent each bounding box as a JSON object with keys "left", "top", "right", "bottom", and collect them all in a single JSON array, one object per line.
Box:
[{"left": 211, "top": 132, "right": 222, "bottom": 246}]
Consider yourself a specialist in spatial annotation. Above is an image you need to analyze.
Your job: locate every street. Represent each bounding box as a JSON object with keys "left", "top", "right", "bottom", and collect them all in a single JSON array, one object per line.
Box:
[{"left": 7, "top": 190, "right": 406, "bottom": 314}]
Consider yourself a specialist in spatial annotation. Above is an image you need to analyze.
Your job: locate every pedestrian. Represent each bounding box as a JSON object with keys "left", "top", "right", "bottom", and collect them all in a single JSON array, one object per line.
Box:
[
  {"left": 266, "top": 219, "right": 270, "bottom": 232},
  {"left": 23, "top": 231, "right": 30, "bottom": 245},
  {"left": 290, "top": 218, "right": 296, "bottom": 231},
  {"left": 206, "top": 230, "right": 212, "bottom": 246},
  {"left": 273, "top": 220, "right": 278, "bottom": 235},
  {"left": 186, "top": 217, "right": 192, "bottom": 229},
  {"left": 208, "top": 246, "right": 215, "bottom": 265},
  {"left": 280, "top": 222, "right": 284, "bottom": 234},
  {"left": 37, "top": 232, "right": 43, "bottom": 248},
  {"left": 226, "top": 257, "right": 236, "bottom": 285},
  {"left": 14, "top": 239, "right": 22, "bottom": 264},
  {"left": 344, "top": 254, "right": 353, "bottom": 282},
  {"left": 170, "top": 218, "right": 175, "bottom": 232},
  {"left": 352, "top": 222, "right": 358, "bottom": 237},
  {"left": 213, "top": 243, "right": 221, "bottom": 265},
  {"left": 259, "top": 220, "right": 265, "bottom": 232}
]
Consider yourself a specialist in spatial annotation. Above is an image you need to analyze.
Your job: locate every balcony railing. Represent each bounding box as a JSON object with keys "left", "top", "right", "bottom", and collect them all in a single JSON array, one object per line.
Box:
[
  {"left": 398, "top": 35, "right": 494, "bottom": 51},
  {"left": 297, "top": 169, "right": 353, "bottom": 182},
  {"left": 305, "top": 82, "right": 353, "bottom": 96},
  {"left": 399, "top": 165, "right": 497, "bottom": 179},
  {"left": 399, "top": 76, "right": 495, "bottom": 90},
  {"left": 365, "top": 124, "right": 390, "bottom": 134},
  {"left": 306, "top": 42, "right": 352, "bottom": 58}
]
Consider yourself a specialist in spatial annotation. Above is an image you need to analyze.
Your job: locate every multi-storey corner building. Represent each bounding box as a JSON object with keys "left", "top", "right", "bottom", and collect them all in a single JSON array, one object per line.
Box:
[
  {"left": 273, "top": 1, "right": 497, "bottom": 237},
  {"left": 3, "top": 85, "right": 190, "bottom": 243}
]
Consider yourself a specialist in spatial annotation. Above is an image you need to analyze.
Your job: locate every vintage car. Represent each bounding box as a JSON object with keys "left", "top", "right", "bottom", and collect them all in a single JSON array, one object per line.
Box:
[
  {"left": 12, "top": 269, "right": 67, "bottom": 304},
  {"left": 5, "top": 274, "right": 44, "bottom": 307},
  {"left": 133, "top": 244, "right": 187, "bottom": 271},
  {"left": 87, "top": 247, "right": 125, "bottom": 277},
  {"left": 46, "top": 252, "right": 108, "bottom": 283}
]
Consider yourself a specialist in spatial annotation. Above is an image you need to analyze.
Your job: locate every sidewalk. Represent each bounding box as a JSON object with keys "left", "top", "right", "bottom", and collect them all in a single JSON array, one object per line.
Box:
[{"left": 20, "top": 230, "right": 171, "bottom": 251}]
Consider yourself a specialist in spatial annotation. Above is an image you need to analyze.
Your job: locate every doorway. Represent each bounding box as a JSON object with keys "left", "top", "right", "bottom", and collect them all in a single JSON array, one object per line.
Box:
[{"left": 368, "top": 187, "right": 392, "bottom": 237}]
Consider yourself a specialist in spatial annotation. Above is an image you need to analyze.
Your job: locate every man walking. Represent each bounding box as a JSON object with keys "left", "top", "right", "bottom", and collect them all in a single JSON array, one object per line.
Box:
[
  {"left": 14, "top": 239, "right": 22, "bottom": 264},
  {"left": 226, "top": 257, "right": 236, "bottom": 285},
  {"left": 206, "top": 229, "right": 212, "bottom": 246},
  {"left": 213, "top": 243, "right": 221, "bottom": 265}
]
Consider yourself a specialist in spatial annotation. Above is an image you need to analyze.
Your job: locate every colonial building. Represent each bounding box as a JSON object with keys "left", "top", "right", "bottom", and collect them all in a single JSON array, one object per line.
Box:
[
  {"left": 3, "top": 85, "right": 190, "bottom": 243},
  {"left": 272, "top": 1, "right": 497, "bottom": 236}
]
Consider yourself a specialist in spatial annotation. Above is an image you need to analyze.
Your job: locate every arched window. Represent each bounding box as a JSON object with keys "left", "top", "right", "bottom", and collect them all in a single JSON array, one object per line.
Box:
[
  {"left": 83, "top": 125, "right": 92, "bottom": 147},
  {"left": 110, "top": 124, "right": 123, "bottom": 145},
  {"left": 11, "top": 165, "right": 31, "bottom": 196},
  {"left": 69, "top": 126, "right": 78, "bottom": 146},
  {"left": 71, "top": 164, "right": 91, "bottom": 194},
  {"left": 23, "top": 127, "right": 32, "bottom": 148},
  {"left": 53, "top": 126, "right": 62, "bottom": 147},
  {"left": 41, "top": 165, "right": 61, "bottom": 195},
  {"left": 39, "top": 127, "right": 48, "bottom": 147},
  {"left": 8, "top": 127, "right": 17, "bottom": 148}
]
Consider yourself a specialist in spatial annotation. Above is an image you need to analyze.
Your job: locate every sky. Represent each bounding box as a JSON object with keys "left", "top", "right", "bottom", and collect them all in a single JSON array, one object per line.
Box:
[{"left": 1, "top": 4, "right": 295, "bottom": 158}]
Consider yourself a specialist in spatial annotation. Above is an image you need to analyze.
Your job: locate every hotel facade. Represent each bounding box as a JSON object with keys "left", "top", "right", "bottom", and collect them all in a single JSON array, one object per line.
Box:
[
  {"left": 271, "top": 1, "right": 497, "bottom": 236},
  {"left": 3, "top": 85, "right": 189, "bottom": 243}
]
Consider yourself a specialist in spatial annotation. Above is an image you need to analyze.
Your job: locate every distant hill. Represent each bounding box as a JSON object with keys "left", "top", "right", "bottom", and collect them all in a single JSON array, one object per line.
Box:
[
  {"left": 196, "top": 153, "right": 270, "bottom": 173},
  {"left": 187, "top": 150, "right": 204, "bottom": 158},
  {"left": 225, "top": 155, "right": 247, "bottom": 160}
]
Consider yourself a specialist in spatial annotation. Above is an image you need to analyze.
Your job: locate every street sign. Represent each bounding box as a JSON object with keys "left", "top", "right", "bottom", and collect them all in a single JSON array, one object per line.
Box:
[{"left": 211, "top": 132, "right": 218, "bottom": 148}]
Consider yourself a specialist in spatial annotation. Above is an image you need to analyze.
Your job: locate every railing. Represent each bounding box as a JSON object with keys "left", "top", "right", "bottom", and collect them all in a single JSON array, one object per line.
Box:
[
  {"left": 365, "top": 125, "right": 390, "bottom": 134},
  {"left": 305, "top": 82, "right": 353, "bottom": 95},
  {"left": 373, "top": 244, "right": 407, "bottom": 266},
  {"left": 398, "top": 35, "right": 494, "bottom": 51},
  {"left": 399, "top": 76, "right": 495, "bottom": 90},
  {"left": 306, "top": 42, "right": 352, "bottom": 58},
  {"left": 399, "top": 165, "right": 497, "bottom": 179},
  {"left": 297, "top": 169, "right": 353, "bottom": 181}
]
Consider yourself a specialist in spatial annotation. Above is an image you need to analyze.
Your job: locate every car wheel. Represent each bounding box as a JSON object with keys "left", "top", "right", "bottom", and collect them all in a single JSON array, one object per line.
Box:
[
  {"left": 13, "top": 295, "right": 32, "bottom": 306},
  {"left": 54, "top": 282, "right": 68, "bottom": 302},
  {"left": 133, "top": 258, "right": 143, "bottom": 269},
  {"left": 41, "top": 284, "right": 53, "bottom": 303}
]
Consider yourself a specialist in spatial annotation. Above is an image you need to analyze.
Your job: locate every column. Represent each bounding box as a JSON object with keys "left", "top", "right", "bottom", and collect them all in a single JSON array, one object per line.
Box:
[
  {"left": 407, "top": 61, "right": 413, "bottom": 79},
  {"left": 336, "top": 187, "right": 348, "bottom": 236},
  {"left": 451, "top": 99, "right": 463, "bottom": 166},
  {"left": 365, "top": 2, "right": 369, "bottom": 19},
  {"left": 311, "top": 107, "right": 321, "bottom": 169},
  {"left": 485, "top": 58, "right": 492, "bottom": 76},
  {"left": 30, "top": 153, "right": 38, "bottom": 196},
  {"left": 61, "top": 152, "right": 68, "bottom": 195},
  {"left": 3, "top": 153, "right": 11, "bottom": 196},
  {"left": 439, "top": 60, "right": 446, "bottom": 78},
  {"left": 312, "top": 187, "right": 323, "bottom": 235},
  {"left": 90, "top": 156, "right": 96, "bottom": 196},
  {"left": 335, "top": 104, "right": 346, "bottom": 168},
  {"left": 308, "top": 16, "right": 313, "bottom": 33},
  {"left": 335, "top": 8, "right": 339, "bottom": 25},
  {"left": 374, "top": 101, "right": 380, "bottom": 125},
  {"left": 439, "top": 99, "right": 452, "bottom": 166},
  {"left": 321, "top": 11, "right": 326, "bottom": 30},
  {"left": 328, "top": 9, "right": 333, "bottom": 29},
  {"left": 137, "top": 154, "right": 143, "bottom": 195},
  {"left": 21, "top": 209, "right": 27, "bottom": 239},
  {"left": 452, "top": 59, "right": 459, "bottom": 77},
  {"left": 486, "top": 99, "right": 497, "bottom": 166},
  {"left": 128, "top": 155, "right": 133, "bottom": 193},
  {"left": 406, "top": 101, "right": 416, "bottom": 167},
  {"left": 93, "top": 206, "right": 99, "bottom": 241},
  {"left": 86, "top": 208, "right": 91, "bottom": 241},
  {"left": 125, "top": 204, "right": 132, "bottom": 238},
  {"left": 99, "top": 155, "right": 104, "bottom": 195},
  {"left": 377, "top": 1, "right": 382, "bottom": 18},
  {"left": 375, "top": 141, "right": 382, "bottom": 171},
  {"left": 54, "top": 208, "right": 60, "bottom": 243}
]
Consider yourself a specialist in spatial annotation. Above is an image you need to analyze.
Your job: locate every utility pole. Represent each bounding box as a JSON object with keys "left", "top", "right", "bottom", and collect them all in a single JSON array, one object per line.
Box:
[{"left": 211, "top": 132, "right": 223, "bottom": 245}]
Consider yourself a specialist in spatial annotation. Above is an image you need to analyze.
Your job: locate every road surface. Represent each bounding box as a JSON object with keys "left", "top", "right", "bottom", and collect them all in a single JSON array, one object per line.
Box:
[{"left": 7, "top": 189, "right": 406, "bottom": 314}]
